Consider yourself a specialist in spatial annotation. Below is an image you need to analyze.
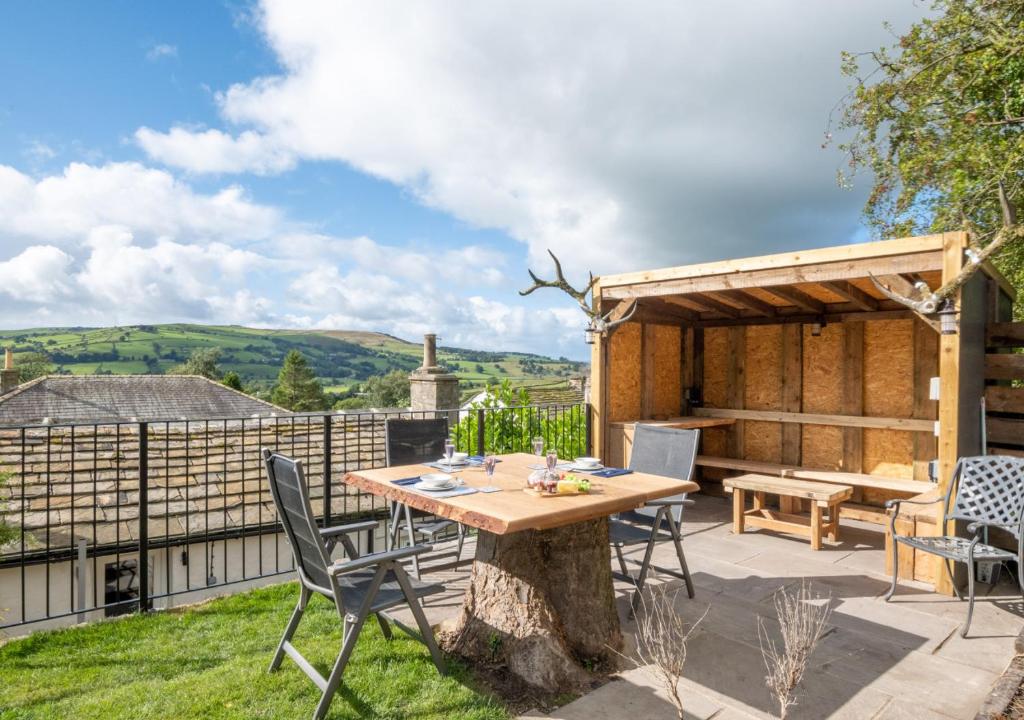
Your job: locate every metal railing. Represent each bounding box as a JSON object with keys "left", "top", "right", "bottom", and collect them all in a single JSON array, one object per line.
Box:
[{"left": 0, "top": 403, "right": 590, "bottom": 632}]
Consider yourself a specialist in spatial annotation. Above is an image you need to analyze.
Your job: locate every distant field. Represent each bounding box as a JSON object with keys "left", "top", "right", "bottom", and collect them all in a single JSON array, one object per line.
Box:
[{"left": 0, "top": 324, "right": 587, "bottom": 392}]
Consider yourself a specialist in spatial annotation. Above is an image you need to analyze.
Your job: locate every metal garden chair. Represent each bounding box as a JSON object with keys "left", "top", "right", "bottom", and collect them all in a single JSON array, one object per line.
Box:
[
  {"left": 609, "top": 424, "right": 698, "bottom": 610},
  {"left": 262, "top": 449, "right": 446, "bottom": 720},
  {"left": 886, "top": 455, "right": 1024, "bottom": 638},
  {"left": 385, "top": 418, "right": 465, "bottom": 577}
]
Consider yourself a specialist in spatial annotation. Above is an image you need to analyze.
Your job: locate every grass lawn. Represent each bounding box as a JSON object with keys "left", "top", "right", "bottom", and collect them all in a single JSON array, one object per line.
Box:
[{"left": 0, "top": 582, "right": 509, "bottom": 720}]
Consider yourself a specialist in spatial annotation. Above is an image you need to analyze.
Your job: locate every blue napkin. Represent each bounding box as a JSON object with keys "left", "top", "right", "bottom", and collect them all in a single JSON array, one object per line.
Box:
[
  {"left": 590, "top": 468, "right": 633, "bottom": 478},
  {"left": 467, "top": 455, "right": 502, "bottom": 465},
  {"left": 392, "top": 476, "right": 422, "bottom": 486}
]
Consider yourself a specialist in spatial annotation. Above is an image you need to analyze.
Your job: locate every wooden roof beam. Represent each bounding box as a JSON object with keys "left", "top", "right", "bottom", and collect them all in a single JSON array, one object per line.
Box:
[
  {"left": 638, "top": 297, "right": 698, "bottom": 323},
  {"left": 818, "top": 281, "right": 879, "bottom": 311},
  {"left": 762, "top": 286, "right": 825, "bottom": 314},
  {"left": 675, "top": 294, "right": 742, "bottom": 318},
  {"left": 712, "top": 289, "right": 777, "bottom": 317}
]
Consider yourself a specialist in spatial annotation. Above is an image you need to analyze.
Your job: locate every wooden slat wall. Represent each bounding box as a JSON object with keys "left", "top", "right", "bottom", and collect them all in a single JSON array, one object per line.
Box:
[{"left": 985, "top": 319, "right": 1024, "bottom": 455}]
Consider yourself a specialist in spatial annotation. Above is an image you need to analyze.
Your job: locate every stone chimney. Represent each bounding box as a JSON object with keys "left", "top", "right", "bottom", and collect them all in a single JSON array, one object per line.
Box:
[
  {"left": 409, "top": 333, "right": 460, "bottom": 415},
  {"left": 1, "top": 349, "right": 19, "bottom": 395}
]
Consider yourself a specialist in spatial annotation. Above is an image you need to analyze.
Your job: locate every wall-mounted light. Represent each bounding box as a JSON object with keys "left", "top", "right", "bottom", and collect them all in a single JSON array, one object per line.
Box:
[
  {"left": 810, "top": 320, "right": 825, "bottom": 337},
  {"left": 937, "top": 298, "right": 959, "bottom": 335},
  {"left": 584, "top": 325, "right": 599, "bottom": 345}
]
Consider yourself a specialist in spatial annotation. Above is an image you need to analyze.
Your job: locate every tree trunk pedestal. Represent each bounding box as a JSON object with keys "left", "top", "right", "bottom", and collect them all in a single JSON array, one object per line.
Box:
[{"left": 439, "top": 517, "right": 623, "bottom": 693}]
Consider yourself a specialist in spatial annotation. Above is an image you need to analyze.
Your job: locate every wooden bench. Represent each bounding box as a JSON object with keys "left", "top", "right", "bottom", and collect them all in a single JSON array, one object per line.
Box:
[
  {"left": 723, "top": 473, "right": 853, "bottom": 550},
  {"left": 698, "top": 455, "right": 933, "bottom": 524}
]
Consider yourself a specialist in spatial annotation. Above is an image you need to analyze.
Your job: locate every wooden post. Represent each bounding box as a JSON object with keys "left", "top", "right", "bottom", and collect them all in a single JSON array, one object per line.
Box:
[
  {"left": 726, "top": 326, "right": 746, "bottom": 459},
  {"left": 779, "top": 324, "right": 803, "bottom": 514},
  {"left": 912, "top": 318, "right": 939, "bottom": 480},
  {"left": 590, "top": 280, "right": 607, "bottom": 462},
  {"left": 936, "top": 231, "right": 968, "bottom": 596},
  {"left": 640, "top": 322, "right": 656, "bottom": 419},
  {"left": 732, "top": 488, "right": 746, "bottom": 534},
  {"left": 842, "top": 321, "right": 864, "bottom": 474}
]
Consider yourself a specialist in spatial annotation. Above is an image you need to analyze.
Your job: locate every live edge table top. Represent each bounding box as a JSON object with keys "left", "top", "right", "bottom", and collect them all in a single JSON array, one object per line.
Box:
[{"left": 342, "top": 452, "right": 699, "bottom": 536}]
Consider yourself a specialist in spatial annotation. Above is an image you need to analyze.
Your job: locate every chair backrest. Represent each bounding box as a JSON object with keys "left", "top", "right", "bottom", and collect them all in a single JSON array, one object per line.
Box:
[
  {"left": 385, "top": 418, "right": 448, "bottom": 466},
  {"left": 947, "top": 455, "right": 1024, "bottom": 538},
  {"left": 262, "top": 449, "right": 334, "bottom": 592},
  {"left": 627, "top": 425, "right": 700, "bottom": 522}
]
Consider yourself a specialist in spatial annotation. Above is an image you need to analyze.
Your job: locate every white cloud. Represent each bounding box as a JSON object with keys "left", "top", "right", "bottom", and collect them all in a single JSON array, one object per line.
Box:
[
  {"left": 134, "top": 0, "right": 929, "bottom": 278},
  {"left": 135, "top": 127, "right": 295, "bottom": 175},
  {"left": 0, "top": 245, "right": 75, "bottom": 303},
  {"left": 146, "top": 43, "right": 178, "bottom": 61},
  {"left": 24, "top": 141, "right": 56, "bottom": 162}
]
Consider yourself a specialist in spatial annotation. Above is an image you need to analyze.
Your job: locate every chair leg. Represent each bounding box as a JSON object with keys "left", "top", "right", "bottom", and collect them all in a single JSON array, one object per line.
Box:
[
  {"left": 885, "top": 538, "right": 900, "bottom": 602},
  {"left": 270, "top": 585, "right": 310, "bottom": 672},
  {"left": 961, "top": 558, "right": 977, "bottom": 638},
  {"left": 614, "top": 542, "right": 629, "bottom": 577},
  {"left": 629, "top": 521, "right": 662, "bottom": 614},
  {"left": 665, "top": 513, "right": 695, "bottom": 599},
  {"left": 403, "top": 504, "right": 421, "bottom": 579},
  {"left": 389, "top": 503, "right": 404, "bottom": 551},
  {"left": 376, "top": 612, "right": 393, "bottom": 640},
  {"left": 391, "top": 563, "right": 447, "bottom": 675},
  {"left": 454, "top": 524, "right": 465, "bottom": 562}
]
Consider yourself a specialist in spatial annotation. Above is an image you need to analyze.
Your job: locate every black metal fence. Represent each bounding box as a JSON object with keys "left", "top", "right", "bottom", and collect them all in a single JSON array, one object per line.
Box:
[{"left": 0, "top": 403, "right": 589, "bottom": 632}]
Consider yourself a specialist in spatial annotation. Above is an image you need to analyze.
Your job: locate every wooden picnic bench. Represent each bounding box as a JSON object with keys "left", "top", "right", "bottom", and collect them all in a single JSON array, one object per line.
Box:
[{"left": 724, "top": 473, "right": 853, "bottom": 550}]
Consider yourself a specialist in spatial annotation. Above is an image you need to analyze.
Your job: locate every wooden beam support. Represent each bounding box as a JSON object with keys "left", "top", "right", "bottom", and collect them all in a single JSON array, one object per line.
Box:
[
  {"left": 780, "top": 324, "right": 803, "bottom": 467},
  {"left": 693, "top": 309, "right": 916, "bottom": 329},
  {"left": 819, "top": 281, "right": 879, "bottom": 312},
  {"left": 640, "top": 323, "right": 655, "bottom": 419},
  {"left": 726, "top": 327, "right": 745, "bottom": 459},
  {"left": 676, "top": 294, "right": 742, "bottom": 318},
  {"left": 987, "top": 322, "right": 1024, "bottom": 348},
  {"left": 713, "top": 289, "right": 777, "bottom": 317},
  {"left": 912, "top": 318, "right": 939, "bottom": 480},
  {"left": 638, "top": 297, "right": 698, "bottom": 323},
  {"left": 691, "top": 407, "right": 934, "bottom": 432},
  {"left": 842, "top": 322, "right": 864, "bottom": 473},
  {"left": 763, "top": 285, "right": 825, "bottom": 314}
]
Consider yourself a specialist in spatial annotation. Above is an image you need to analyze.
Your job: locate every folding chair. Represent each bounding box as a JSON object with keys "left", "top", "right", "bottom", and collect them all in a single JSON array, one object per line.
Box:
[
  {"left": 385, "top": 418, "right": 465, "bottom": 576},
  {"left": 609, "top": 425, "right": 698, "bottom": 610},
  {"left": 262, "top": 449, "right": 446, "bottom": 720},
  {"left": 887, "top": 455, "right": 1024, "bottom": 637}
]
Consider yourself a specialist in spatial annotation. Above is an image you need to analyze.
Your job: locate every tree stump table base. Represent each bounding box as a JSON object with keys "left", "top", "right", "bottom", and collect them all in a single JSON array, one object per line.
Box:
[{"left": 438, "top": 518, "right": 623, "bottom": 693}]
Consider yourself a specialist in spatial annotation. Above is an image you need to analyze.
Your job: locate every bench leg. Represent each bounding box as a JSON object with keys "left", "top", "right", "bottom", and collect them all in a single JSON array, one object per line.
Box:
[
  {"left": 732, "top": 488, "right": 746, "bottom": 535},
  {"left": 810, "top": 504, "right": 822, "bottom": 550},
  {"left": 827, "top": 503, "right": 840, "bottom": 542},
  {"left": 753, "top": 491, "right": 765, "bottom": 512},
  {"left": 779, "top": 496, "right": 798, "bottom": 514}
]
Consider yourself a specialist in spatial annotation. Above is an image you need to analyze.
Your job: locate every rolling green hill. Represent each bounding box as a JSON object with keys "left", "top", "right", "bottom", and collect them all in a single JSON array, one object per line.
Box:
[{"left": 0, "top": 324, "right": 587, "bottom": 393}]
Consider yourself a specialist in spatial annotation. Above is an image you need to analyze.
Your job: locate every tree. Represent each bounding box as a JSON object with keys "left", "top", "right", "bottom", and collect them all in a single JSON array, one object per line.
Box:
[
  {"left": 271, "top": 350, "right": 329, "bottom": 411},
  {"left": 363, "top": 370, "right": 411, "bottom": 408},
  {"left": 221, "top": 371, "right": 244, "bottom": 392},
  {"left": 834, "top": 0, "right": 1024, "bottom": 316},
  {"left": 169, "top": 348, "right": 222, "bottom": 379},
  {"left": 16, "top": 352, "right": 53, "bottom": 382}
]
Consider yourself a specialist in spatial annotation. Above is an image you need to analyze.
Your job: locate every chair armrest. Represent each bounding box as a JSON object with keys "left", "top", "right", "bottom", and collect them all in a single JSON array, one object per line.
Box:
[
  {"left": 884, "top": 496, "right": 942, "bottom": 511},
  {"left": 644, "top": 498, "right": 695, "bottom": 507},
  {"left": 320, "top": 520, "right": 379, "bottom": 539},
  {"left": 329, "top": 544, "right": 433, "bottom": 576},
  {"left": 965, "top": 519, "right": 1017, "bottom": 535}
]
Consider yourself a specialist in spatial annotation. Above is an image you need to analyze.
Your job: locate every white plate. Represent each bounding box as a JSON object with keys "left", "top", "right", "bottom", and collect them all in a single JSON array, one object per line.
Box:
[
  {"left": 420, "top": 472, "right": 455, "bottom": 486},
  {"left": 437, "top": 457, "right": 469, "bottom": 466},
  {"left": 569, "top": 463, "right": 604, "bottom": 472},
  {"left": 414, "top": 480, "right": 456, "bottom": 492}
]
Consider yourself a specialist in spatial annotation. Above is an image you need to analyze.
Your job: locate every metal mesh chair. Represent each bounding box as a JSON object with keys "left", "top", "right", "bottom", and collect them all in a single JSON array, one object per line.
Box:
[
  {"left": 887, "top": 455, "right": 1024, "bottom": 637},
  {"left": 385, "top": 418, "right": 464, "bottom": 577},
  {"left": 262, "top": 449, "right": 445, "bottom": 720},
  {"left": 610, "top": 425, "right": 699, "bottom": 610}
]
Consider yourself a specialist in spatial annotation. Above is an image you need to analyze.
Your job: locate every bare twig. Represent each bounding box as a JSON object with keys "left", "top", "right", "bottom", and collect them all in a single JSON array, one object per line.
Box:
[
  {"left": 758, "top": 582, "right": 832, "bottom": 720},
  {"left": 613, "top": 582, "right": 708, "bottom": 720}
]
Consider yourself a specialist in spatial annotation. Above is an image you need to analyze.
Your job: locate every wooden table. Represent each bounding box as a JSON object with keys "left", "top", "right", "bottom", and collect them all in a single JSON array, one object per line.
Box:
[
  {"left": 344, "top": 452, "right": 698, "bottom": 692},
  {"left": 723, "top": 473, "right": 852, "bottom": 550}
]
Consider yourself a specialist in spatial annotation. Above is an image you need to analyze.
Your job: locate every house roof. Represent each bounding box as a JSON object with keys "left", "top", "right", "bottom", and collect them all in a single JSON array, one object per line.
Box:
[
  {"left": 0, "top": 375, "right": 286, "bottom": 426},
  {"left": 462, "top": 380, "right": 585, "bottom": 408}
]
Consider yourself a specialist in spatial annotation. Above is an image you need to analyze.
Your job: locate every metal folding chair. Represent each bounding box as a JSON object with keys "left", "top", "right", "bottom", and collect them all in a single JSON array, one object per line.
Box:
[
  {"left": 887, "top": 455, "right": 1024, "bottom": 637},
  {"left": 262, "top": 449, "right": 446, "bottom": 720},
  {"left": 609, "top": 424, "right": 699, "bottom": 611},
  {"left": 385, "top": 418, "right": 465, "bottom": 577}
]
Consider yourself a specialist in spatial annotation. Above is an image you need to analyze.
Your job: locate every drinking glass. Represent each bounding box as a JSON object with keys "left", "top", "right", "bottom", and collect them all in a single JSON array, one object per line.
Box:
[
  {"left": 531, "top": 436, "right": 544, "bottom": 456},
  {"left": 546, "top": 450, "right": 558, "bottom": 472},
  {"left": 444, "top": 438, "right": 455, "bottom": 472},
  {"left": 484, "top": 454, "right": 497, "bottom": 479}
]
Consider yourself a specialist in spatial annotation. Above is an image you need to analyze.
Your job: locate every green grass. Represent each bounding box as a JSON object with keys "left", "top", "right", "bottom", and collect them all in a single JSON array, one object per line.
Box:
[{"left": 0, "top": 582, "right": 509, "bottom": 720}]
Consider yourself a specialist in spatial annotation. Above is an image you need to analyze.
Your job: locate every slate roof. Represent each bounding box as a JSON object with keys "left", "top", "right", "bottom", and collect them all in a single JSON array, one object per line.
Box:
[{"left": 0, "top": 375, "right": 286, "bottom": 426}]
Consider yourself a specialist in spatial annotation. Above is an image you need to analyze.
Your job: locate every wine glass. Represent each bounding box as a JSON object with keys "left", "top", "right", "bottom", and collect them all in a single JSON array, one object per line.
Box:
[
  {"left": 531, "top": 436, "right": 544, "bottom": 457},
  {"left": 444, "top": 437, "right": 455, "bottom": 473},
  {"left": 484, "top": 454, "right": 497, "bottom": 479},
  {"left": 546, "top": 450, "right": 558, "bottom": 472}
]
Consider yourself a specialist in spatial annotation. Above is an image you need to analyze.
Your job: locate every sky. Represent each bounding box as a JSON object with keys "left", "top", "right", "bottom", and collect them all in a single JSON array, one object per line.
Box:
[{"left": 0, "top": 1, "right": 930, "bottom": 360}]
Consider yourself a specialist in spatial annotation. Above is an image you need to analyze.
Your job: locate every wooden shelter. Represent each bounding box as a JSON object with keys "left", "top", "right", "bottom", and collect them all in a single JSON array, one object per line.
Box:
[{"left": 589, "top": 232, "right": 1019, "bottom": 589}]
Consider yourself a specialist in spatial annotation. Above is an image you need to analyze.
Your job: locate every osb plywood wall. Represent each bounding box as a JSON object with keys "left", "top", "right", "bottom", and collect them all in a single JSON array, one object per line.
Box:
[
  {"left": 607, "top": 322, "right": 682, "bottom": 422},
  {"left": 701, "top": 318, "right": 931, "bottom": 478}
]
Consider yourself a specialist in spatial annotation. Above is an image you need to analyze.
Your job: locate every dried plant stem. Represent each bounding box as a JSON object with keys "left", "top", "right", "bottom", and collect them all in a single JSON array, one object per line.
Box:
[{"left": 758, "top": 581, "right": 832, "bottom": 720}]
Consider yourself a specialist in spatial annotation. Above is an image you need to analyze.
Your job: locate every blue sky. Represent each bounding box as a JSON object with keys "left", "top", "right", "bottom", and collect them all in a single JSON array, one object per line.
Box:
[{"left": 0, "top": 1, "right": 927, "bottom": 359}]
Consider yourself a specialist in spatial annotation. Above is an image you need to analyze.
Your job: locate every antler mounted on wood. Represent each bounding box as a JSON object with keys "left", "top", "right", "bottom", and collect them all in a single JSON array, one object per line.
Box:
[
  {"left": 869, "top": 182, "right": 1022, "bottom": 324},
  {"left": 520, "top": 249, "right": 637, "bottom": 336}
]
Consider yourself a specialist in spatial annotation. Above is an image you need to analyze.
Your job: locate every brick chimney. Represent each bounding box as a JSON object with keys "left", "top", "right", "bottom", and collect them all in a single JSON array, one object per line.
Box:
[
  {"left": 409, "top": 333, "right": 459, "bottom": 416},
  {"left": 1, "top": 349, "right": 18, "bottom": 395}
]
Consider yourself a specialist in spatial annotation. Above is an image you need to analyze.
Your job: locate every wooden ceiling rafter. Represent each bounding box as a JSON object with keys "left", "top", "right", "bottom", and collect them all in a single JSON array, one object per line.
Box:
[
  {"left": 817, "top": 280, "right": 880, "bottom": 311},
  {"left": 711, "top": 289, "right": 778, "bottom": 317},
  {"left": 762, "top": 285, "right": 826, "bottom": 314}
]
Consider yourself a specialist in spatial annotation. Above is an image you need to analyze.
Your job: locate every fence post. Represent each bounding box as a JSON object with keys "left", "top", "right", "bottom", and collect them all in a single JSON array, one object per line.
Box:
[
  {"left": 138, "top": 422, "right": 150, "bottom": 613},
  {"left": 476, "top": 408, "right": 486, "bottom": 456},
  {"left": 585, "top": 403, "right": 593, "bottom": 457},
  {"left": 323, "top": 414, "right": 333, "bottom": 527}
]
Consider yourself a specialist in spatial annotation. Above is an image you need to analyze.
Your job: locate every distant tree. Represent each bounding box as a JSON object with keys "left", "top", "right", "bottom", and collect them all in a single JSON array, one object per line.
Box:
[
  {"left": 221, "top": 371, "right": 244, "bottom": 392},
  {"left": 16, "top": 352, "right": 53, "bottom": 382},
  {"left": 169, "top": 348, "right": 222, "bottom": 379},
  {"left": 363, "top": 370, "right": 411, "bottom": 408},
  {"left": 475, "top": 364, "right": 486, "bottom": 374},
  {"left": 271, "top": 350, "right": 329, "bottom": 411},
  {"left": 333, "top": 396, "right": 369, "bottom": 410}
]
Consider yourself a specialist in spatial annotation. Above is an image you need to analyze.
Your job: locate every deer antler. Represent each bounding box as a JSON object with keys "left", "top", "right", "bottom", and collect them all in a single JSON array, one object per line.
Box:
[{"left": 520, "top": 249, "right": 599, "bottom": 319}]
